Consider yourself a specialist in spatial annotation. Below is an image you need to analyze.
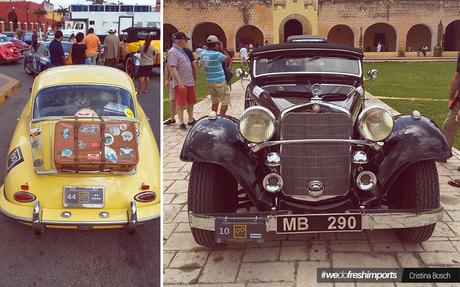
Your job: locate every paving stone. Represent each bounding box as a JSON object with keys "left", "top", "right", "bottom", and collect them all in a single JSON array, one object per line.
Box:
[
  {"left": 163, "top": 268, "right": 201, "bottom": 284},
  {"left": 297, "top": 261, "right": 332, "bottom": 286},
  {"left": 171, "top": 193, "right": 188, "bottom": 204},
  {"left": 172, "top": 211, "right": 189, "bottom": 223},
  {"left": 421, "top": 241, "right": 457, "bottom": 252},
  {"left": 396, "top": 253, "right": 422, "bottom": 267},
  {"left": 336, "top": 232, "right": 368, "bottom": 240},
  {"left": 164, "top": 204, "right": 182, "bottom": 223},
  {"left": 419, "top": 252, "right": 460, "bottom": 266},
  {"left": 163, "top": 193, "right": 176, "bottom": 204},
  {"left": 309, "top": 242, "right": 329, "bottom": 261},
  {"left": 279, "top": 245, "right": 309, "bottom": 261},
  {"left": 242, "top": 247, "right": 280, "bottom": 262},
  {"left": 330, "top": 242, "right": 372, "bottom": 252},
  {"left": 200, "top": 250, "right": 243, "bottom": 283},
  {"left": 247, "top": 283, "right": 294, "bottom": 287},
  {"left": 446, "top": 221, "right": 460, "bottom": 235},
  {"left": 366, "top": 230, "right": 400, "bottom": 242},
  {"left": 164, "top": 232, "right": 205, "bottom": 252},
  {"left": 163, "top": 172, "right": 189, "bottom": 181},
  {"left": 403, "top": 243, "right": 424, "bottom": 252},
  {"left": 332, "top": 253, "right": 399, "bottom": 267},
  {"left": 174, "top": 222, "right": 191, "bottom": 233},
  {"left": 237, "top": 262, "right": 295, "bottom": 282},
  {"left": 163, "top": 223, "right": 178, "bottom": 240},
  {"left": 447, "top": 211, "right": 460, "bottom": 221},
  {"left": 432, "top": 222, "right": 457, "bottom": 237},
  {"left": 169, "top": 251, "right": 209, "bottom": 269},
  {"left": 372, "top": 242, "right": 405, "bottom": 252},
  {"left": 163, "top": 252, "right": 175, "bottom": 269},
  {"left": 451, "top": 240, "right": 460, "bottom": 252},
  {"left": 165, "top": 179, "right": 189, "bottom": 194}
]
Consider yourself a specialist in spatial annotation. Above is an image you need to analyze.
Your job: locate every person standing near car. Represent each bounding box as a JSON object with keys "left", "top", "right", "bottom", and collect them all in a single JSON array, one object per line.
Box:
[
  {"left": 441, "top": 53, "right": 460, "bottom": 160},
  {"left": 137, "top": 35, "right": 156, "bottom": 94},
  {"left": 168, "top": 32, "right": 196, "bottom": 130},
  {"left": 239, "top": 45, "right": 248, "bottom": 68},
  {"left": 49, "top": 30, "right": 65, "bottom": 67},
  {"left": 31, "top": 30, "right": 38, "bottom": 51},
  {"left": 103, "top": 27, "right": 120, "bottom": 68},
  {"left": 200, "top": 35, "right": 230, "bottom": 115},
  {"left": 83, "top": 28, "right": 101, "bottom": 64},
  {"left": 71, "top": 32, "right": 87, "bottom": 65}
]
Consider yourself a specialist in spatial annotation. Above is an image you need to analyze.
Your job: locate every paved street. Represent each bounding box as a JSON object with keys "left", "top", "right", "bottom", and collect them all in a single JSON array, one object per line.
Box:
[
  {"left": 0, "top": 63, "right": 161, "bottom": 287},
  {"left": 163, "top": 81, "right": 460, "bottom": 286}
]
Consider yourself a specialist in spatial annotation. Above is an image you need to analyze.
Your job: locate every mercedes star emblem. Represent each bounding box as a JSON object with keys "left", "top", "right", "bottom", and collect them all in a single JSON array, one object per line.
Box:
[{"left": 311, "top": 83, "right": 322, "bottom": 96}]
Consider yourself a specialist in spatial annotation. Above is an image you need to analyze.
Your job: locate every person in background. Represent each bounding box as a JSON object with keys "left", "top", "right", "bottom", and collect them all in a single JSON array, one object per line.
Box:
[
  {"left": 264, "top": 40, "right": 269, "bottom": 46},
  {"left": 71, "top": 32, "right": 87, "bottom": 65},
  {"left": 137, "top": 35, "right": 156, "bottom": 94},
  {"left": 200, "top": 35, "right": 230, "bottom": 115},
  {"left": 69, "top": 33, "right": 76, "bottom": 44},
  {"left": 31, "top": 29, "right": 38, "bottom": 51},
  {"left": 164, "top": 60, "right": 177, "bottom": 125},
  {"left": 239, "top": 45, "right": 248, "bottom": 68},
  {"left": 49, "top": 30, "right": 65, "bottom": 67},
  {"left": 442, "top": 53, "right": 460, "bottom": 175},
  {"left": 83, "top": 28, "right": 101, "bottom": 64},
  {"left": 103, "top": 27, "right": 120, "bottom": 67},
  {"left": 168, "top": 32, "right": 196, "bottom": 130}
]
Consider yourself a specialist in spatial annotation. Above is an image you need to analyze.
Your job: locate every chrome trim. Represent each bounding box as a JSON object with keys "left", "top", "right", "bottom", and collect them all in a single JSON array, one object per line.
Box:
[
  {"left": 252, "top": 86, "right": 265, "bottom": 97},
  {"left": 352, "top": 151, "right": 368, "bottom": 164},
  {"left": 188, "top": 208, "right": 444, "bottom": 232},
  {"left": 262, "top": 173, "right": 283, "bottom": 193},
  {"left": 61, "top": 211, "right": 72, "bottom": 218},
  {"left": 280, "top": 102, "right": 352, "bottom": 120},
  {"left": 250, "top": 139, "right": 383, "bottom": 153},
  {"left": 308, "top": 180, "right": 324, "bottom": 197},
  {"left": 289, "top": 195, "right": 337, "bottom": 202},
  {"left": 266, "top": 152, "right": 281, "bottom": 167},
  {"left": 127, "top": 201, "right": 138, "bottom": 231},
  {"left": 32, "top": 200, "right": 43, "bottom": 234},
  {"left": 357, "top": 106, "right": 394, "bottom": 142},
  {"left": 356, "top": 171, "right": 377, "bottom": 191}
]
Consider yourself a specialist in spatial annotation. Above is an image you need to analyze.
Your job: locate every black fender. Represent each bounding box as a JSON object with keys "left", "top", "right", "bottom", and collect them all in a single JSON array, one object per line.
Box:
[
  {"left": 180, "top": 116, "right": 272, "bottom": 210},
  {"left": 374, "top": 115, "right": 450, "bottom": 199}
]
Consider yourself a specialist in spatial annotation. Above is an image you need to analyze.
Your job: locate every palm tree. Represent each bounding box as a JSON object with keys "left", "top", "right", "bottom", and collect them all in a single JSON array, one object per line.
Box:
[
  {"left": 33, "top": 8, "right": 47, "bottom": 32},
  {"left": 86, "top": 0, "right": 106, "bottom": 4},
  {"left": 55, "top": 6, "right": 69, "bottom": 17}
]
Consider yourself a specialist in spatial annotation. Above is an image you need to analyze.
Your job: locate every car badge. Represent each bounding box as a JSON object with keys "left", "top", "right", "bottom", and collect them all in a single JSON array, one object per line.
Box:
[
  {"left": 308, "top": 180, "right": 324, "bottom": 197},
  {"left": 311, "top": 83, "right": 322, "bottom": 96},
  {"left": 312, "top": 104, "right": 321, "bottom": 113}
]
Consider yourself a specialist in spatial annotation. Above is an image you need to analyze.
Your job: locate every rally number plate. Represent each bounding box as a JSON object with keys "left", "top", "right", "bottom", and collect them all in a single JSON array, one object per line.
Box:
[
  {"left": 63, "top": 186, "right": 104, "bottom": 208},
  {"left": 276, "top": 213, "right": 362, "bottom": 234},
  {"left": 215, "top": 217, "right": 266, "bottom": 243}
]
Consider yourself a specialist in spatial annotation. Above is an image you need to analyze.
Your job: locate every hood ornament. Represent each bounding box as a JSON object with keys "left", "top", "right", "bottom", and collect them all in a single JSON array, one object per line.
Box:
[{"left": 311, "top": 83, "right": 322, "bottom": 101}]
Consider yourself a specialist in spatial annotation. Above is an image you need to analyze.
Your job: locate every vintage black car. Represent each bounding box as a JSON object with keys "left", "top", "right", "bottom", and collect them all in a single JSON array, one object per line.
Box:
[{"left": 180, "top": 36, "right": 450, "bottom": 247}]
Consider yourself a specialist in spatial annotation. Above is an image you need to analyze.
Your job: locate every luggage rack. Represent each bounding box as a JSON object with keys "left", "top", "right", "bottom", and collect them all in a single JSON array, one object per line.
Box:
[{"left": 30, "top": 116, "right": 141, "bottom": 175}]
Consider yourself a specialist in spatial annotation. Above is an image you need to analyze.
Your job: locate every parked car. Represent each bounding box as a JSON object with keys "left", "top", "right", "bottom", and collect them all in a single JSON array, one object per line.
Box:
[
  {"left": 23, "top": 41, "right": 72, "bottom": 75},
  {"left": 181, "top": 36, "right": 450, "bottom": 247},
  {"left": 0, "top": 65, "right": 161, "bottom": 234},
  {"left": 23, "top": 32, "right": 33, "bottom": 45},
  {"left": 3, "top": 32, "right": 16, "bottom": 41},
  {"left": 119, "top": 27, "right": 160, "bottom": 77},
  {"left": 0, "top": 34, "right": 22, "bottom": 63},
  {"left": 11, "top": 39, "right": 30, "bottom": 55}
]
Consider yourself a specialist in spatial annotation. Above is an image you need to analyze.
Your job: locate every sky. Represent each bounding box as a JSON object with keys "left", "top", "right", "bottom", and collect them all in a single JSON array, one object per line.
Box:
[{"left": 29, "top": 0, "right": 154, "bottom": 8}]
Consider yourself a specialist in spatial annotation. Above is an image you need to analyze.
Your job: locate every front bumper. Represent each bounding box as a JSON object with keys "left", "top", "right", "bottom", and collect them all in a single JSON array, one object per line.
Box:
[
  {"left": 0, "top": 186, "right": 160, "bottom": 231},
  {"left": 189, "top": 208, "right": 444, "bottom": 232}
]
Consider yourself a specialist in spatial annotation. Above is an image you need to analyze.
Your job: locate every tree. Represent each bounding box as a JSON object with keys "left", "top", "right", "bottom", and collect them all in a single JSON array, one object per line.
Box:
[
  {"left": 86, "top": 0, "right": 106, "bottom": 4},
  {"left": 55, "top": 6, "right": 69, "bottom": 17},
  {"left": 33, "top": 8, "right": 47, "bottom": 29}
]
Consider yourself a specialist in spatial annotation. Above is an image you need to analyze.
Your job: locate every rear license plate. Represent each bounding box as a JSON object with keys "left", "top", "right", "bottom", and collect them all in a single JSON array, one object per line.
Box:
[
  {"left": 215, "top": 217, "right": 266, "bottom": 243},
  {"left": 63, "top": 186, "right": 104, "bottom": 208},
  {"left": 276, "top": 213, "right": 362, "bottom": 234}
]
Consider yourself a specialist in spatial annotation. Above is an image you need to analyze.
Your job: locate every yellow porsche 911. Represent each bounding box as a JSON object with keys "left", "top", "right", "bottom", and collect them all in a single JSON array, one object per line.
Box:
[{"left": 0, "top": 65, "right": 160, "bottom": 234}]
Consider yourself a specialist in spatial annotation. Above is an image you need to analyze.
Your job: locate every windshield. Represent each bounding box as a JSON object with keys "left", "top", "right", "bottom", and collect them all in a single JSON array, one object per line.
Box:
[
  {"left": 33, "top": 85, "right": 135, "bottom": 119},
  {"left": 253, "top": 56, "right": 361, "bottom": 77},
  {"left": 0, "top": 37, "right": 10, "bottom": 43}
]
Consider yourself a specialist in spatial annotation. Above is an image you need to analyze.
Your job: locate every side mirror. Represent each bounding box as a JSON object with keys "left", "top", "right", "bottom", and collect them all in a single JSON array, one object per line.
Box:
[
  {"left": 367, "top": 69, "right": 379, "bottom": 81},
  {"left": 235, "top": 68, "right": 248, "bottom": 79}
]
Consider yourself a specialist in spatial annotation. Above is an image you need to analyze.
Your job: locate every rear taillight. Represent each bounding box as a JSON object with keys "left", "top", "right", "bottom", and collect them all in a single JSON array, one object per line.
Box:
[
  {"left": 134, "top": 191, "right": 156, "bottom": 202},
  {"left": 141, "top": 183, "right": 150, "bottom": 190},
  {"left": 14, "top": 191, "right": 36, "bottom": 202}
]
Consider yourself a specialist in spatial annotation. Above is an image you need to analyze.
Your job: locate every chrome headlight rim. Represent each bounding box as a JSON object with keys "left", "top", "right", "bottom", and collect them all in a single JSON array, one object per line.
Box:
[
  {"left": 358, "top": 106, "right": 394, "bottom": 142},
  {"left": 239, "top": 106, "right": 276, "bottom": 143}
]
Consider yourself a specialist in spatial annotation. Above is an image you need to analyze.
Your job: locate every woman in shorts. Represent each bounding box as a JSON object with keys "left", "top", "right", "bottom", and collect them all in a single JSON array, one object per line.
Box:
[{"left": 137, "top": 35, "right": 156, "bottom": 94}]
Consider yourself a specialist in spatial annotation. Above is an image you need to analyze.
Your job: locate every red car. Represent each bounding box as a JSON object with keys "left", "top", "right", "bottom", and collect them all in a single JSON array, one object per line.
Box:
[
  {"left": 0, "top": 34, "right": 22, "bottom": 64},
  {"left": 10, "top": 39, "right": 30, "bottom": 55}
]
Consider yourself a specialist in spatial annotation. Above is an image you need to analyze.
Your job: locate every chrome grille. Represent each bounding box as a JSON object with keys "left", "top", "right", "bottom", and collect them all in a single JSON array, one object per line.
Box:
[{"left": 280, "top": 110, "right": 352, "bottom": 199}]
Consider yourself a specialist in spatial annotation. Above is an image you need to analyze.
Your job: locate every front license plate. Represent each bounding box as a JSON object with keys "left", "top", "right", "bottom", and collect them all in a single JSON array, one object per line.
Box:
[
  {"left": 63, "top": 186, "right": 104, "bottom": 208},
  {"left": 276, "top": 213, "right": 362, "bottom": 234},
  {"left": 215, "top": 217, "right": 266, "bottom": 243}
]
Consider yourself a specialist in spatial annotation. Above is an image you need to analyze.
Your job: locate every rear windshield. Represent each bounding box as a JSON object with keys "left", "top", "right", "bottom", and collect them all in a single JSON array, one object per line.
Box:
[{"left": 33, "top": 85, "right": 135, "bottom": 119}]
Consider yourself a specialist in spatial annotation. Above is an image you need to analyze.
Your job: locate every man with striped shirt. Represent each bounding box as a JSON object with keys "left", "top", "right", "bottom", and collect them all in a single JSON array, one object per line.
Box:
[{"left": 200, "top": 35, "right": 230, "bottom": 115}]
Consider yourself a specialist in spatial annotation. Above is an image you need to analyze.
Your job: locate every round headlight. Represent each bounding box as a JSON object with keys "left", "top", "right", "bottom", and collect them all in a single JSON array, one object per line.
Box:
[
  {"left": 358, "top": 107, "right": 394, "bottom": 141},
  {"left": 239, "top": 106, "right": 276, "bottom": 143}
]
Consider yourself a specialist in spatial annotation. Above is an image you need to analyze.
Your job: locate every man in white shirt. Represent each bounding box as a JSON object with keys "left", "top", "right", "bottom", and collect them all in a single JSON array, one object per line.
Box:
[{"left": 239, "top": 45, "right": 248, "bottom": 68}]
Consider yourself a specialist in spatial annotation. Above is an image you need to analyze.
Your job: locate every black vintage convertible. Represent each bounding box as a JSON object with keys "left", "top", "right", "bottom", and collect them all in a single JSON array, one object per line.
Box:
[{"left": 180, "top": 36, "right": 450, "bottom": 247}]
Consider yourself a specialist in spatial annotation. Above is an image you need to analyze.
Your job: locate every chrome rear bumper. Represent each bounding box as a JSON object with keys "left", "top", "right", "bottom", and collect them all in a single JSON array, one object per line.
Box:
[{"left": 189, "top": 208, "right": 444, "bottom": 232}]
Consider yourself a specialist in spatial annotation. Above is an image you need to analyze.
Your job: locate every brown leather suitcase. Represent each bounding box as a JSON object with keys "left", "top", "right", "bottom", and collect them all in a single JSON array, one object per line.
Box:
[{"left": 54, "top": 120, "right": 139, "bottom": 172}]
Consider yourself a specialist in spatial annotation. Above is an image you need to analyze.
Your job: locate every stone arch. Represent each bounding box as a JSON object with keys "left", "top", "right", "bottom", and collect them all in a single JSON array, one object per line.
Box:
[
  {"left": 279, "top": 14, "right": 312, "bottom": 43},
  {"left": 363, "top": 22, "right": 397, "bottom": 52},
  {"left": 445, "top": 20, "right": 460, "bottom": 51},
  {"left": 406, "top": 24, "right": 432, "bottom": 52},
  {"left": 191, "top": 22, "right": 227, "bottom": 50},
  {"left": 8, "top": 11, "right": 18, "bottom": 31},
  {"left": 235, "top": 25, "right": 264, "bottom": 50},
  {"left": 327, "top": 25, "right": 354, "bottom": 46},
  {"left": 163, "top": 23, "right": 178, "bottom": 51}
]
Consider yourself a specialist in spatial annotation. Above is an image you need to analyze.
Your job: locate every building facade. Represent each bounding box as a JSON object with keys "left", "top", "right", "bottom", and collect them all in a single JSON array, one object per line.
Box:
[
  {"left": 164, "top": 0, "right": 460, "bottom": 56},
  {"left": 0, "top": 0, "right": 54, "bottom": 31}
]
